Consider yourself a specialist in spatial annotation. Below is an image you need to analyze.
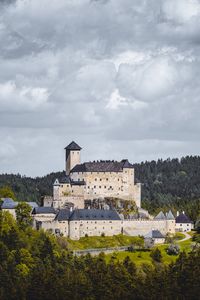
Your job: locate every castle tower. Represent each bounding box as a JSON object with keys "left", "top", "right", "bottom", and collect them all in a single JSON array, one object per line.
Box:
[{"left": 65, "top": 141, "right": 82, "bottom": 175}]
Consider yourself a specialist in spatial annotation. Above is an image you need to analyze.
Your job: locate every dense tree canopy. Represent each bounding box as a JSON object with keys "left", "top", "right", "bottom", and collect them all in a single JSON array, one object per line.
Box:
[{"left": 0, "top": 210, "right": 199, "bottom": 300}]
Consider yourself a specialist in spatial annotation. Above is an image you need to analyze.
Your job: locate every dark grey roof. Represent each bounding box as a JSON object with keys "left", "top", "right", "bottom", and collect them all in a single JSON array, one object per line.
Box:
[
  {"left": 176, "top": 213, "right": 192, "bottom": 224},
  {"left": 55, "top": 209, "right": 71, "bottom": 221},
  {"left": 1, "top": 199, "right": 38, "bottom": 210},
  {"left": 145, "top": 230, "right": 165, "bottom": 239},
  {"left": 1, "top": 198, "right": 18, "bottom": 209},
  {"left": 59, "top": 176, "right": 71, "bottom": 184},
  {"left": 70, "top": 209, "right": 121, "bottom": 221},
  {"left": 71, "top": 159, "right": 134, "bottom": 173},
  {"left": 71, "top": 180, "right": 86, "bottom": 186},
  {"left": 65, "top": 141, "right": 82, "bottom": 150},
  {"left": 32, "top": 207, "right": 56, "bottom": 214}
]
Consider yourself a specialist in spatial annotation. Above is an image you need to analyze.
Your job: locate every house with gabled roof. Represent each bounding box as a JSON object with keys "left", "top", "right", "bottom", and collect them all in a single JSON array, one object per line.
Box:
[
  {"left": 1, "top": 198, "right": 38, "bottom": 219},
  {"left": 145, "top": 230, "right": 165, "bottom": 245}
]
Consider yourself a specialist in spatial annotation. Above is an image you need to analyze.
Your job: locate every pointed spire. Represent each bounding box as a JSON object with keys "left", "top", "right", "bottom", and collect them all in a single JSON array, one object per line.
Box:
[
  {"left": 166, "top": 210, "right": 175, "bottom": 220},
  {"left": 154, "top": 211, "right": 166, "bottom": 220},
  {"left": 65, "top": 141, "right": 82, "bottom": 150}
]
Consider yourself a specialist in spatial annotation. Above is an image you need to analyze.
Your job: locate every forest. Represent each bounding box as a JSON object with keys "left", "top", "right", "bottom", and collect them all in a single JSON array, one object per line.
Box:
[
  {"left": 0, "top": 209, "right": 200, "bottom": 300},
  {"left": 1, "top": 155, "right": 200, "bottom": 220}
]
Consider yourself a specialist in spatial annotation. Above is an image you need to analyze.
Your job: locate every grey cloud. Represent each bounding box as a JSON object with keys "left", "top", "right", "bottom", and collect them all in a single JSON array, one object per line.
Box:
[{"left": 0, "top": 0, "right": 200, "bottom": 175}]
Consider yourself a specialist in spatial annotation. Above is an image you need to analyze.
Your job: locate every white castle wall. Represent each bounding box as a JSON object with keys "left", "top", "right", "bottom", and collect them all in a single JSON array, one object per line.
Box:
[
  {"left": 69, "top": 220, "right": 122, "bottom": 240},
  {"left": 34, "top": 216, "right": 175, "bottom": 240},
  {"left": 122, "top": 219, "right": 175, "bottom": 236}
]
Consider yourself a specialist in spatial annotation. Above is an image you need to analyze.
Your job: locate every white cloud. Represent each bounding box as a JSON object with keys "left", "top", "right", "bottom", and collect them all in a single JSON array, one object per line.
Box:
[
  {"left": 162, "top": 0, "right": 200, "bottom": 24},
  {"left": 117, "top": 56, "right": 179, "bottom": 102},
  {"left": 0, "top": 81, "right": 49, "bottom": 112},
  {"left": 106, "top": 89, "right": 128, "bottom": 110}
]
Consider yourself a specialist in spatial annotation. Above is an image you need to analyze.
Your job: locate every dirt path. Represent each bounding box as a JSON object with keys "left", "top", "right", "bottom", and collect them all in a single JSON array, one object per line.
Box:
[{"left": 177, "top": 232, "right": 191, "bottom": 243}]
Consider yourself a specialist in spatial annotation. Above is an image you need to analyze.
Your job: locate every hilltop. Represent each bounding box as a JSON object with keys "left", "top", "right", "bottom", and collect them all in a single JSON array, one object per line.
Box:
[{"left": 0, "top": 155, "right": 200, "bottom": 220}]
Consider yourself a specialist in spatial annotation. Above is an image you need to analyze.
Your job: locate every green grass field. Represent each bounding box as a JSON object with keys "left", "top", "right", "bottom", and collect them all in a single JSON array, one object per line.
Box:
[
  {"left": 59, "top": 232, "right": 194, "bottom": 265},
  {"left": 63, "top": 234, "right": 144, "bottom": 251},
  {"left": 106, "top": 233, "right": 194, "bottom": 265}
]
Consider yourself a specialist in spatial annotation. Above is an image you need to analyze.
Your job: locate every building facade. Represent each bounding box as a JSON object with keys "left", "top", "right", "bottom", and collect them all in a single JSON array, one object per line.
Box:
[
  {"left": 52, "top": 141, "right": 141, "bottom": 209},
  {"left": 32, "top": 208, "right": 176, "bottom": 240},
  {"left": 175, "top": 212, "right": 194, "bottom": 232}
]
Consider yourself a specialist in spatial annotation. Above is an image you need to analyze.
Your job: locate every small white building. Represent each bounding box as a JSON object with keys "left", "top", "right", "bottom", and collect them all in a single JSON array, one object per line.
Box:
[
  {"left": 1, "top": 198, "right": 38, "bottom": 219},
  {"left": 145, "top": 230, "right": 165, "bottom": 245},
  {"left": 175, "top": 212, "right": 193, "bottom": 232}
]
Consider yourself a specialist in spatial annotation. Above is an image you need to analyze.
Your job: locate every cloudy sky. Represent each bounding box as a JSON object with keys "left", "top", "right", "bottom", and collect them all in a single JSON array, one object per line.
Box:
[{"left": 1, "top": 0, "right": 200, "bottom": 176}]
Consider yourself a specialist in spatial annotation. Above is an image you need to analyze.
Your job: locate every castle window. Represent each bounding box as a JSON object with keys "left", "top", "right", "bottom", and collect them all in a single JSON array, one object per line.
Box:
[
  {"left": 95, "top": 178, "right": 97, "bottom": 181},
  {"left": 94, "top": 185, "right": 96, "bottom": 188},
  {"left": 100, "top": 178, "right": 102, "bottom": 181},
  {"left": 104, "top": 186, "right": 106, "bottom": 189},
  {"left": 106, "top": 178, "right": 108, "bottom": 181},
  {"left": 99, "top": 186, "right": 101, "bottom": 188},
  {"left": 88, "top": 186, "right": 90, "bottom": 189}
]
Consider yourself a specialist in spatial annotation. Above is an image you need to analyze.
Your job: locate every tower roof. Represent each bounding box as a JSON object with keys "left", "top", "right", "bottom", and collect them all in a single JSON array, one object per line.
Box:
[
  {"left": 154, "top": 211, "right": 166, "bottom": 220},
  {"left": 65, "top": 141, "right": 82, "bottom": 150},
  {"left": 166, "top": 210, "right": 175, "bottom": 220}
]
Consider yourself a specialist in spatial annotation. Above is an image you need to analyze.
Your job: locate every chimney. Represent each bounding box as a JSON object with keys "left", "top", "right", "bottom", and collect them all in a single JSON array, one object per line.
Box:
[{"left": 177, "top": 211, "right": 179, "bottom": 217}]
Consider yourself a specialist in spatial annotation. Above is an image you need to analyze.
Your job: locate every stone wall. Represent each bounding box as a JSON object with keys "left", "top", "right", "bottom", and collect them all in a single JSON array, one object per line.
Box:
[
  {"left": 66, "top": 150, "right": 80, "bottom": 175},
  {"left": 122, "top": 219, "right": 175, "bottom": 236},
  {"left": 70, "top": 168, "right": 141, "bottom": 207},
  {"left": 36, "top": 216, "right": 175, "bottom": 240},
  {"left": 69, "top": 220, "right": 122, "bottom": 240}
]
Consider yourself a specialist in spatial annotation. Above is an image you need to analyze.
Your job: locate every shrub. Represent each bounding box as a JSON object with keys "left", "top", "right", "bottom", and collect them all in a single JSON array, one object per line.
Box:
[
  {"left": 167, "top": 244, "right": 180, "bottom": 255},
  {"left": 150, "top": 248, "right": 162, "bottom": 262}
]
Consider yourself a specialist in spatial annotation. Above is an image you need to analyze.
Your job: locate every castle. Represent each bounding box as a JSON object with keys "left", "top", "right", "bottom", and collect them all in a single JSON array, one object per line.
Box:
[
  {"left": 44, "top": 141, "right": 141, "bottom": 209},
  {"left": 0, "top": 141, "right": 194, "bottom": 241},
  {"left": 31, "top": 141, "right": 177, "bottom": 240}
]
